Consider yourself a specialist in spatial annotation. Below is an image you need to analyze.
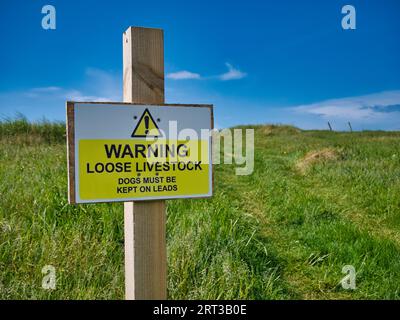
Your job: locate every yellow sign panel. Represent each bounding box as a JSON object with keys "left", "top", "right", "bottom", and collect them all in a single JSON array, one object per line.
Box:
[
  {"left": 78, "top": 139, "right": 210, "bottom": 201},
  {"left": 67, "top": 102, "right": 213, "bottom": 204}
]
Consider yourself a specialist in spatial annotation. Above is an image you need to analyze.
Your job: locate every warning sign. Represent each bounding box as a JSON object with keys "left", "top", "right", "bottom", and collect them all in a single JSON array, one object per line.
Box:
[
  {"left": 131, "top": 108, "right": 162, "bottom": 138},
  {"left": 66, "top": 102, "right": 213, "bottom": 204}
]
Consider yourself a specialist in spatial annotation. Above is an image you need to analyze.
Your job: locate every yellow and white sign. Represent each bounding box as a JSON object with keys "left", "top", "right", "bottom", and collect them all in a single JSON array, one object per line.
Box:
[{"left": 67, "top": 102, "right": 213, "bottom": 204}]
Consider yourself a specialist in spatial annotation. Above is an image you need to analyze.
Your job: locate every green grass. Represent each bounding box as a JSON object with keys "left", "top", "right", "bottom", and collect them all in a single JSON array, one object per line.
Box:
[{"left": 0, "top": 120, "right": 399, "bottom": 299}]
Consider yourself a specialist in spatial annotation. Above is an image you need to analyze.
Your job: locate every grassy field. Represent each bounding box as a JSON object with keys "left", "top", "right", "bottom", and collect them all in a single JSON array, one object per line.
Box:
[{"left": 0, "top": 117, "right": 400, "bottom": 299}]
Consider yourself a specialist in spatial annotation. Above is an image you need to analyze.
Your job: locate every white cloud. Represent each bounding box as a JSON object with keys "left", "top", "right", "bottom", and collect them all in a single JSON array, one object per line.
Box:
[
  {"left": 167, "top": 63, "right": 247, "bottom": 81},
  {"left": 84, "top": 67, "right": 121, "bottom": 100},
  {"left": 219, "top": 63, "right": 247, "bottom": 81},
  {"left": 23, "top": 87, "right": 112, "bottom": 102},
  {"left": 0, "top": 68, "right": 121, "bottom": 121},
  {"left": 23, "top": 68, "right": 121, "bottom": 102},
  {"left": 25, "top": 86, "right": 62, "bottom": 98},
  {"left": 62, "top": 89, "right": 113, "bottom": 102},
  {"left": 166, "top": 70, "right": 201, "bottom": 80},
  {"left": 293, "top": 90, "right": 400, "bottom": 120},
  {"left": 165, "top": 83, "right": 400, "bottom": 131}
]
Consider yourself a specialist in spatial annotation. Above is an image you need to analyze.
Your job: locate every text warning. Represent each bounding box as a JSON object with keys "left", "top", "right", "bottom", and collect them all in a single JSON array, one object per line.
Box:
[{"left": 67, "top": 103, "right": 213, "bottom": 203}]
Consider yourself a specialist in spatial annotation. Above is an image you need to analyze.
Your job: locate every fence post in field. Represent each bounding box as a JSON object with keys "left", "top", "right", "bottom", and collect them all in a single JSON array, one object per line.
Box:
[
  {"left": 348, "top": 122, "right": 353, "bottom": 132},
  {"left": 122, "top": 26, "right": 167, "bottom": 300}
]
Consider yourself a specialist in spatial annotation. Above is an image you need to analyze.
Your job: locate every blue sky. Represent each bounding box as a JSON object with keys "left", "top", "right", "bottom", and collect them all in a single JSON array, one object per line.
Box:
[{"left": 1, "top": 0, "right": 399, "bottom": 130}]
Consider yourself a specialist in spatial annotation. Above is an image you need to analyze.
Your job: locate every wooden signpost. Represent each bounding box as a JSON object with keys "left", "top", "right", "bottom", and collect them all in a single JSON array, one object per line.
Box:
[{"left": 66, "top": 27, "right": 213, "bottom": 299}]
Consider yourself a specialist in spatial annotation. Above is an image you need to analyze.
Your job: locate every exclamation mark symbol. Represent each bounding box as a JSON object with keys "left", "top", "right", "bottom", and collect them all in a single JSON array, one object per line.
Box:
[{"left": 144, "top": 115, "right": 149, "bottom": 135}]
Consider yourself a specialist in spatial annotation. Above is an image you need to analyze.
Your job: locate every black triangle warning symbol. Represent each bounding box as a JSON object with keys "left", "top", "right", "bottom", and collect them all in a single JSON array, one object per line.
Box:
[{"left": 131, "top": 108, "right": 161, "bottom": 138}]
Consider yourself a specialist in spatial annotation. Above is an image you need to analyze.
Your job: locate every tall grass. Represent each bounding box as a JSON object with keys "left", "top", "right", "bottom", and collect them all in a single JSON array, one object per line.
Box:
[
  {"left": 0, "top": 114, "right": 65, "bottom": 144},
  {"left": 0, "top": 120, "right": 399, "bottom": 299}
]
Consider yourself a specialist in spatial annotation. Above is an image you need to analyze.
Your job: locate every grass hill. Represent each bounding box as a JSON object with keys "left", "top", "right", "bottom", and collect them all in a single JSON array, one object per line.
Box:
[{"left": 0, "top": 118, "right": 399, "bottom": 299}]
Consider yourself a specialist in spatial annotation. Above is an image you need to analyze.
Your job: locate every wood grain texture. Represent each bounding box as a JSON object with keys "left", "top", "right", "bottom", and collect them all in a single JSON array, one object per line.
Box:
[
  {"left": 66, "top": 102, "right": 76, "bottom": 204},
  {"left": 123, "top": 27, "right": 164, "bottom": 104},
  {"left": 123, "top": 26, "right": 167, "bottom": 300}
]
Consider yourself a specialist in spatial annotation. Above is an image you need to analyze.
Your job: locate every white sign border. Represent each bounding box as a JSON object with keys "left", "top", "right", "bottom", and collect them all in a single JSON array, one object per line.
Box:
[{"left": 66, "top": 101, "right": 214, "bottom": 204}]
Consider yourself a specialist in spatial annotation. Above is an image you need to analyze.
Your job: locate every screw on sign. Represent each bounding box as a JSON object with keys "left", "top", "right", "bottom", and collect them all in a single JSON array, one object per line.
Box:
[{"left": 66, "top": 27, "right": 213, "bottom": 300}]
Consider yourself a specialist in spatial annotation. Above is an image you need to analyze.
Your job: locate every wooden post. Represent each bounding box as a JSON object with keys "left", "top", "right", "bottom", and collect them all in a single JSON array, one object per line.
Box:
[
  {"left": 122, "top": 27, "right": 167, "bottom": 300},
  {"left": 348, "top": 121, "right": 353, "bottom": 132}
]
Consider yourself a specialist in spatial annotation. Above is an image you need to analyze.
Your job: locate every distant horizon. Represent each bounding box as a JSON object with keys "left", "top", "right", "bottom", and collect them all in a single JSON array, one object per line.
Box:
[{"left": 2, "top": 110, "right": 399, "bottom": 133}]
